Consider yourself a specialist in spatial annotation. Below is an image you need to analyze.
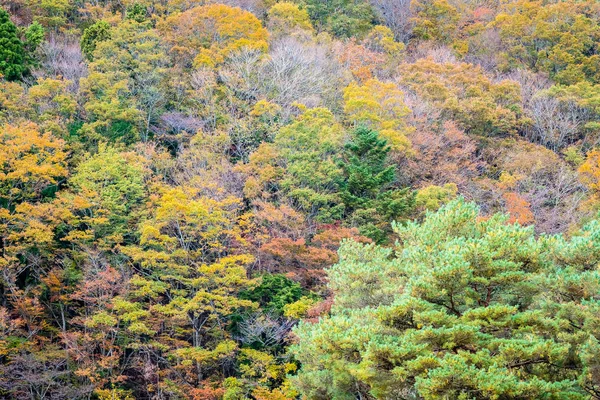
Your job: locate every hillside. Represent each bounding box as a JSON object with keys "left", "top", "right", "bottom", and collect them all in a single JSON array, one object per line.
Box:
[{"left": 1, "top": 0, "right": 600, "bottom": 398}]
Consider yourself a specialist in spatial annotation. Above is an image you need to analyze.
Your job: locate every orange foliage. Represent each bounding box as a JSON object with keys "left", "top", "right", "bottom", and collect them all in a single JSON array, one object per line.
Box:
[
  {"left": 406, "top": 121, "right": 480, "bottom": 188},
  {"left": 260, "top": 226, "right": 369, "bottom": 288},
  {"left": 337, "top": 41, "right": 386, "bottom": 81},
  {"left": 503, "top": 191, "right": 534, "bottom": 225},
  {"left": 189, "top": 381, "right": 225, "bottom": 400},
  {"left": 579, "top": 149, "right": 600, "bottom": 193},
  {"left": 304, "top": 296, "right": 334, "bottom": 323}
]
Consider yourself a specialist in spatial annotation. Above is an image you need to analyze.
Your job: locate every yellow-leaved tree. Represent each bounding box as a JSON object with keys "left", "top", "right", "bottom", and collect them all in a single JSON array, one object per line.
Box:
[
  {"left": 160, "top": 4, "right": 269, "bottom": 68},
  {"left": 343, "top": 78, "right": 413, "bottom": 154}
]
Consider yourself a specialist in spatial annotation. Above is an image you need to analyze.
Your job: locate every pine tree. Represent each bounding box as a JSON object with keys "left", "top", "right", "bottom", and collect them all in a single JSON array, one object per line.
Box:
[
  {"left": 339, "top": 126, "right": 414, "bottom": 242},
  {"left": 291, "top": 199, "right": 600, "bottom": 399},
  {"left": 339, "top": 126, "right": 396, "bottom": 211},
  {"left": 0, "top": 7, "right": 26, "bottom": 81}
]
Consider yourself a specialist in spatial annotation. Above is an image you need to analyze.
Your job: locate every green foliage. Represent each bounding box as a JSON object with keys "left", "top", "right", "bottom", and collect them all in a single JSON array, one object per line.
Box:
[
  {"left": 339, "top": 126, "right": 414, "bottom": 242},
  {"left": 24, "top": 21, "right": 45, "bottom": 53},
  {"left": 241, "top": 108, "right": 347, "bottom": 221},
  {"left": 80, "top": 20, "right": 168, "bottom": 143},
  {"left": 2, "top": 0, "right": 598, "bottom": 397},
  {"left": 65, "top": 145, "right": 147, "bottom": 248},
  {"left": 292, "top": 199, "right": 600, "bottom": 398},
  {"left": 240, "top": 274, "right": 304, "bottom": 315},
  {"left": 302, "top": 0, "right": 376, "bottom": 37},
  {"left": 0, "top": 8, "right": 26, "bottom": 80},
  {"left": 339, "top": 126, "right": 396, "bottom": 211},
  {"left": 126, "top": 3, "right": 148, "bottom": 22},
  {"left": 80, "top": 20, "right": 111, "bottom": 61}
]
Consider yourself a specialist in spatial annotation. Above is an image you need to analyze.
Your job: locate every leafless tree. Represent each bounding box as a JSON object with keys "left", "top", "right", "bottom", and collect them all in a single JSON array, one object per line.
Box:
[
  {"left": 0, "top": 353, "right": 93, "bottom": 400},
  {"left": 526, "top": 94, "right": 584, "bottom": 151},
  {"left": 408, "top": 42, "right": 457, "bottom": 64},
  {"left": 464, "top": 28, "right": 504, "bottom": 72},
  {"left": 236, "top": 313, "right": 295, "bottom": 349},
  {"left": 221, "top": 38, "right": 346, "bottom": 117},
  {"left": 219, "top": 48, "right": 264, "bottom": 102},
  {"left": 506, "top": 69, "right": 592, "bottom": 150},
  {"left": 33, "top": 35, "right": 87, "bottom": 92},
  {"left": 261, "top": 37, "right": 343, "bottom": 110},
  {"left": 518, "top": 163, "right": 587, "bottom": 234},
  {"left": 370, "top": 0, "right": 413, "bottom": 42},
  {"left": 503, "top": 69, "right": 550, "bottom": 107}
]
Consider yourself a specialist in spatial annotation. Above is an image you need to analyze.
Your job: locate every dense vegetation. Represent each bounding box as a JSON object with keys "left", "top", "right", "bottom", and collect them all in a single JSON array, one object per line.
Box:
[{"left": 1, "top": 0, "right": 600, "bottom": 398}]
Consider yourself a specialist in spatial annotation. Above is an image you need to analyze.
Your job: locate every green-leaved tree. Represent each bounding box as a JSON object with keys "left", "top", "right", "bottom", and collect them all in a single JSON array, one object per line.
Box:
[{"left": 292, "top": 199, "right": 600, "bottom": 399}]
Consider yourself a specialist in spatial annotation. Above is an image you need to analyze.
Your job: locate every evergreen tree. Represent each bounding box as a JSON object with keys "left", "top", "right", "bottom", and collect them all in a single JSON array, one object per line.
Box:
[
  {"left": 339, "top": 127, "right": 414, "bottom": 242},
  {"left": 0, "top": 7, "right": 26, "bottom": 80},
  {"left": 291, "top": 199, "right": 600, "bottom": 399},
  {"left": 340, "top": 126, "right": 396, "bottom": 211}
]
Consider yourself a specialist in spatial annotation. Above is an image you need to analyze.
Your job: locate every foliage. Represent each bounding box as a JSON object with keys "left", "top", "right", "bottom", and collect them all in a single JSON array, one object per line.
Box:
[
  {"left": 80, "top": 20, "right": 111, "bottom": 60},
  {"left": 240, "top": 107, "right": 346, "bottom": 221},
  {"left": 398, "top": 58, "right": 522, "bottom": 136},
  {"left": 492, "top": 0, "right": 600, "bottom": 85},
  {"left": 240, "top": 274, "right": 303, "bottom": 315},
  {"left": 159, "top": 4, "right": 269, "bottom": 68},
  {"left": 80, "top": 19, "right": 169, "bottom": 143},
  {"left": 415, "top": 183, "right": 458, "bottom": 211},
  {"left": 339, "top": 126, "right": 414, "bottom": 242},
  {"left": 267, "top": 2, "right": 313, "bottom": 36},
  {"left": 0, "top": 7, "right": 27, "bottom": 80},
  {"left": 301, "top": 0, "right": 376, "bottom": 38},
  {"left": 1, "top": 0, "right": 599, "bottom": 396},
  {"left": 343, "top": 79, "right": 412, "bottom": 153},
  {"left": 292, "top": 199, "right": 600, "bottom": 398},
  {"left": 63, "top": 145, "right": 147, "bottom": 248},
  {"left": 411, "top": 0, "right": 460, "bottom": 43},
  {"left": 0, "top": 122, "right": 67, "bottom": 205}
]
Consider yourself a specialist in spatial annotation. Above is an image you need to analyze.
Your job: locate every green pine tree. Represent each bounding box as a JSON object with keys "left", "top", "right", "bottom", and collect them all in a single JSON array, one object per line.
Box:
[
  {"left": 339, "top": 126, "right": 414, "bottom": 242},
  {"left": 0, "top": 7, "right": 27, "bottom": 81},
  {"left": 340, "top": 126, "right": 397, "bottom": 211},
  {"left": 291, "top": 199, "right": 600, "bottom": 399}
]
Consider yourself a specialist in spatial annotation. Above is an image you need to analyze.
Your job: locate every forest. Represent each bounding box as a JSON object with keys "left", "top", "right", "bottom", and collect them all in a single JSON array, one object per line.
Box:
[{"left": 1, "top": 0, "right": 600, "bottom": 398}]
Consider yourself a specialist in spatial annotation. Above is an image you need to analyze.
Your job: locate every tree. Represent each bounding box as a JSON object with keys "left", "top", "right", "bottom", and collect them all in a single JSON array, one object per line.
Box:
[
  {"left": 398, "top": 58, "right": 522, "bottom": 136},
  {"left": 370, "top": 0, "right": 412, "bottom": 41},
  {"left": 239, "top": 108, "right": 346, "bottom": 222},
  {"left": 80, "top": 20, "right": 169, "bottom": 143},
  {"left": 239, "top": 274, "right": 303, "bottom": 315},
  {"left": 302, "top": 0, "right": 376, "bottom": 38},
  {"left": 410, "top": 0, "right": 460, "bottom": 43},
  {"left": 62, "top": 145, "right": 147, "bottom": 249},
  {"left": 267, "top": 2, "right": 313, "bottom": 37},
  {"left": 338, "top": 126, "right": 414, "bottom": 242},
  {"left": 0, "top": 7, "right": 27, "bottom": 80},
  {"left": 118, "top": 186, "right": 257, "bottom": 392},
  {"left": 292, "top": 199, "right": 600, "bottom": 399},
  {"left": 0, "top": 122, "right": 67, "bottom": 206},
  {"left": 80, "top": 20, "right": 111, "bottom": 61},
  {"left": 343, "top": 79, "right": 412, "bottom": 153},
  {"left": 340, "top": 127, "right": 395, "bottom": 209},
  {"left": 24, "top": 0, "right": 71, "bottom": 30},
  {"left": 491, "top": 0, "right": 600, "bottom": 85},
  {"left": 159, "top": 4, "right": 269, "bottom": 68}
]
